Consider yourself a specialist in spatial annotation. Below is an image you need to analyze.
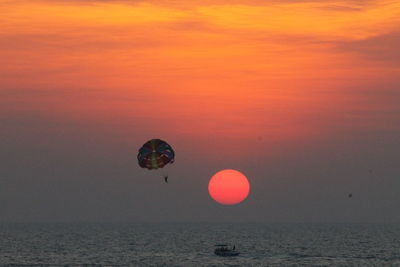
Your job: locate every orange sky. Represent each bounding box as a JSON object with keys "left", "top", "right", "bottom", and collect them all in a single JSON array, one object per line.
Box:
[
  {"left": 2, "top": 0, "right": 400, "bottom": 223},
  {"left": 1, "top": 0, "right": 400, "bottom": 159}
]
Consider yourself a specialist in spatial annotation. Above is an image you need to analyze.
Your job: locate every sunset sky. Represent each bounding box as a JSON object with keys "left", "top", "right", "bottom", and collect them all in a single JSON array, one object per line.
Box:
[{"left": 1, "top": 0, "right": 400, "bottom": 222}]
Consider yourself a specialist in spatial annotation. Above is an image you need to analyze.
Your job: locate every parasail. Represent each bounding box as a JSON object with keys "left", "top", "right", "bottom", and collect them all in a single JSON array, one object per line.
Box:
[{"left": 137, "top": 139, "right": 175, "bottom": 170}]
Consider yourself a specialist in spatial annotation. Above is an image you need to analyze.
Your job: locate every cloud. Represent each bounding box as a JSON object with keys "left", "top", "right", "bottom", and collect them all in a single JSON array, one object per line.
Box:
[
  {"left": 335, "top": 31, "right": 400, "bottom": 66},
  {"left": 316, "top": 5, "right": 362, "bottom": 11}
]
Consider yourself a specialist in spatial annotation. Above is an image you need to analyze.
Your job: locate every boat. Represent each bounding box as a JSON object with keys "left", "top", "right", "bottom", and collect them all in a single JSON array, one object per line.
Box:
[{"left": 214, "top": 244, "right": 240, "bottom": 257}]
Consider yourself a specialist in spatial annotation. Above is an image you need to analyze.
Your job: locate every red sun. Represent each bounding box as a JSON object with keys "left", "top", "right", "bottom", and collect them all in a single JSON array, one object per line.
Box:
[{"left": 208, "top": 169, "right": 250, "bottom": 205}]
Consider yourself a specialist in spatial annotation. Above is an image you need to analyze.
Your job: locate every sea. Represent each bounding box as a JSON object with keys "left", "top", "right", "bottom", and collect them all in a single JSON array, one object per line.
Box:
[{"left": 0, "top": 223, "right": 399, "bottom": 266}]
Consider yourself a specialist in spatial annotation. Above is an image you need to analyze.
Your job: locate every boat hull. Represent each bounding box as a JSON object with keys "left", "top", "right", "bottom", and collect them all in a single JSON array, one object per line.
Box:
[{"left": 214, "top": 251, "right": 240, "bottom": 257}]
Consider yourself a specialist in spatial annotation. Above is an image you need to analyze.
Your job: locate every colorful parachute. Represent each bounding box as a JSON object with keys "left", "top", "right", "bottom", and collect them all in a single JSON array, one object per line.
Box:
[{"left": 137, "top": 139, "right": 175, "bottom": 170}]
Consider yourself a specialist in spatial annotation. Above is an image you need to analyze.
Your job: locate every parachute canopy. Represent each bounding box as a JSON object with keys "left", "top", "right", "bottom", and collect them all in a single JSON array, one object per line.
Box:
[{"left": 137, "top": 139, "right": 175, "bottom": 170}]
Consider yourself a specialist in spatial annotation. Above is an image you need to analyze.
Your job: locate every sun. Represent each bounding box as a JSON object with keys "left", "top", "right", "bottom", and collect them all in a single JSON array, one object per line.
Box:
[{"left": 208, "top": 169, "right": 250, "bottom": 205}]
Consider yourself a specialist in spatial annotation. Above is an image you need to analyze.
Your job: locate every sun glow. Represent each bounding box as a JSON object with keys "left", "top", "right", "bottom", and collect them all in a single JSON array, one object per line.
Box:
[{"left": 208, "top": 169, "right": 250, "bottom": 205}]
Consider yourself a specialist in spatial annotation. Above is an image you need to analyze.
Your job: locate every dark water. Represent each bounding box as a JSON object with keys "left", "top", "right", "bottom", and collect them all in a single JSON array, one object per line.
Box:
[{"left": 1, "top": 223, "right": 399, "bottom": 266}]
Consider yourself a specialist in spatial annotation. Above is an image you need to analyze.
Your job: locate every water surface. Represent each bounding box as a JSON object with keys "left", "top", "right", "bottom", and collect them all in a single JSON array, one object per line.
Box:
[{"left": 1, "top": 223, "right": 399, "bottom": 266}]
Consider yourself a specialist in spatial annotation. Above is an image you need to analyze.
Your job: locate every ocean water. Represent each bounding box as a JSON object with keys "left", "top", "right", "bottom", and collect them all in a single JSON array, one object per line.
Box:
[{"left": 0, "top": 223, "right": 399, "bottom": 266}]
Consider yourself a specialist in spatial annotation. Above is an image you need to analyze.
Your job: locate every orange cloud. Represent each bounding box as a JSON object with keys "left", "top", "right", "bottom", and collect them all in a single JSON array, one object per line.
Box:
[{"left": 1, "top": 0, "right": 399, "bottom": 158}]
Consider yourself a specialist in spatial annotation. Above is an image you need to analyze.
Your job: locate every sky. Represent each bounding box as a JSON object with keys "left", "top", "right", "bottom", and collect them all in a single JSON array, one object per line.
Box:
[{"left": 1, "top": 0, "right": 400, "bottom": 223}]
